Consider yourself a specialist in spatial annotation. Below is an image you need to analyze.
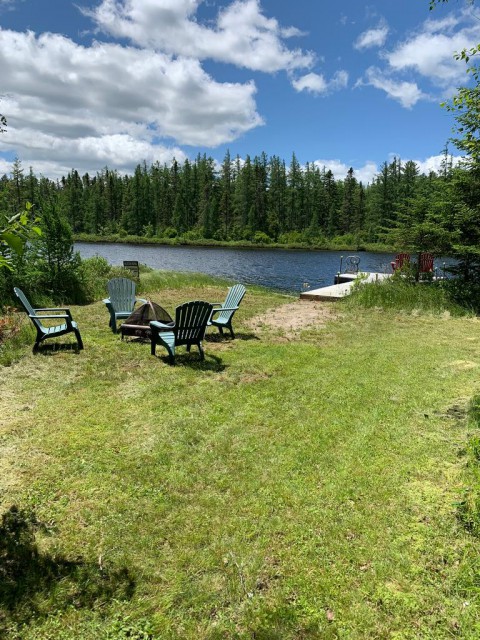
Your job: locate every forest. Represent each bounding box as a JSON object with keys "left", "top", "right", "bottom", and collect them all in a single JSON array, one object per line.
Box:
[{"left": 0, "top": 151, "right": 459, "bottom": 247}]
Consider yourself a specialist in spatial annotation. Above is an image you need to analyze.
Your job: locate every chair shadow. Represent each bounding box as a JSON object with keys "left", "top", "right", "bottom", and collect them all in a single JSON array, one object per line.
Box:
[
  {"left": 206, "top": 331, "right": 260, "bottom": 343},
  {"left": 0, "top": 506, "right": 135, "bottom": 630},
  {"left": 154, "top": 352, "right": 226, "bottom": 371},
  {"left": 34, "top": 343, "right": 82, "bottom": 355}
]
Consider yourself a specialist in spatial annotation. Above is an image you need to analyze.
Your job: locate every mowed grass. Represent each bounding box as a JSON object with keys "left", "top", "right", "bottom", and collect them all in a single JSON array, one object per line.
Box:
[{"left": 1, "top": 273, "right": 480, "bottom": 638}]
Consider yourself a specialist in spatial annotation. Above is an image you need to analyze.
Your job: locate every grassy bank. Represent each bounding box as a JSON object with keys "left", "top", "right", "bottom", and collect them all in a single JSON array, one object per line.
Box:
[
  {"left": 74, "top": 232, "right": 394, "bottom": 254},
  {"left": 1, "top": 274, "right": 479, "bottom": 638}
]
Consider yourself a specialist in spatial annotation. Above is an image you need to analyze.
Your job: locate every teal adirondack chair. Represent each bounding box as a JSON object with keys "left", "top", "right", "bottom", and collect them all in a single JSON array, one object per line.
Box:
[
  {"left": 208, "top": 283, "right": 246, "bottom": 339},
  {"left": 103, "top": 278, "right": 147, "bottom": 333},
  {"left": 150, "top": 300, "right": 213, "bottom": 365},
  {"left": 13, "top": 287, "right": 84, "bottom": 351}
]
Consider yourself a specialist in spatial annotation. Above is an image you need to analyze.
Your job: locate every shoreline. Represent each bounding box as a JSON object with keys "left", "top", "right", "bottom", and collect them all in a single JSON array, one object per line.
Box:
[{"left": 74, "top": 233, "right": 395, "bottom": 254}]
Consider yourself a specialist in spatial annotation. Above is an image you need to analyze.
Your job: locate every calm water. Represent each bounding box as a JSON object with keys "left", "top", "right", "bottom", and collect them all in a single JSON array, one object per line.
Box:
[{"left": 75, "top": 242, "right": 400, "bottom": 294}]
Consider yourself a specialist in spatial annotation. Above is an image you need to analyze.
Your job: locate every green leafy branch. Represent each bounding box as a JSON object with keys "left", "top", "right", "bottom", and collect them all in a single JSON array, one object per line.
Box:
[{"left": 0, "top": 202, "right": 42, "bottom": 271}]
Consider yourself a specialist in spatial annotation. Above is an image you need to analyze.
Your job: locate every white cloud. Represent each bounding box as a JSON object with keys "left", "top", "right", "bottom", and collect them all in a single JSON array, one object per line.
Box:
[
  {"left": 310, "top": 153, "right": 465, "bottom": 185},
  {"left": 354, "top": 22, "right": 389, "bottom": 50},
  {"left": 385, "top": 17, "right": 480, "bottom": 87},
  {"left": 355, "top": 10, "right": 480, "bottom": 108},
  {"left": 360, "top": 67, "right": 425, "bottom": 108},
  {"left": 313, "top": 159, "right": 379, "bottom": 184},
  {"left": 0, "top": 28, "right": 264, "bottom": 176},
  {"left": 292, "top": 70, "right": 348, "bottom": 95},
  {"left": 84, "top": 0, "right": 315, "bottom": 73},
  {"left": 414, "top": 152, "right": 464, "bottom": 174}
]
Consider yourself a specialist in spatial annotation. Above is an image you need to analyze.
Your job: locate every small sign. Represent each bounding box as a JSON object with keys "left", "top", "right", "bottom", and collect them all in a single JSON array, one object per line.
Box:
[{"left": 123, "top": 260, "right": 139, "bottom": 278}]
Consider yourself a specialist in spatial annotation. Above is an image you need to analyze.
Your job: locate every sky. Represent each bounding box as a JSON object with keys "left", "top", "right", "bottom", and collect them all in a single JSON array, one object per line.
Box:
[{"left": 0, "top": 0, "right": 478, "bottom": 184}]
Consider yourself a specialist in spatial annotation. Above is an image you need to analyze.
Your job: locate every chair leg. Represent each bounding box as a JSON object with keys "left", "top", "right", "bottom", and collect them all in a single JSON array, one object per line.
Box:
[
  {"left": 75, "top": 329, "right": 84, "bottom": 350},
  {"left": 228, "top": 324, "right": 235, "bottom": 339},
  {"left": 108, "top": 308, "right": 115, "bottom": 331},
  {"left": 218, "top": 326, "right": 224, "bottom": 335},
  {"left": 150, "top": 340, "right": 156, "bottom": 356},
  {"left": 166, "top": 345, "right": 175, "bottom": 365},
  {"left": 198, "top": 342, "right": 205, "bottom": 360}
]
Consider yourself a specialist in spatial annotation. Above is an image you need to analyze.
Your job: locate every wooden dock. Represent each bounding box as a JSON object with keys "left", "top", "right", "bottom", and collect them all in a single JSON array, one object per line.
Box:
[{"left": 300, "top": 272, "right": 390, "bottom": 301}]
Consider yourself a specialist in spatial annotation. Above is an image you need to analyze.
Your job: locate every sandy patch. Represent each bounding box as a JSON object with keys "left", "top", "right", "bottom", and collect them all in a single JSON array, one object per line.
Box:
[{"left": 246, "top": 299, "right": 338, "bottom": 334}]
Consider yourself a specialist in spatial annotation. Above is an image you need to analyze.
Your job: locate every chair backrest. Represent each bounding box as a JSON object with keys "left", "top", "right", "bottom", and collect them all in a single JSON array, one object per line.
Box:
[
  {"left": 394, "top": 253, "right": 411, "bottom": 270},
  {"left": 217, "top": 284, "right": 246, "bottom": 322},
  {"left": 174, "top": 301, "right": 213, "bottom": 344},
  {"left": 344, "top": 256, "right": 360, "bottom": 274},
  {"left": 13, "top": 287, "right": 43, "bottom": 330},
  {"left": 107, "top": 278, "right": 137, "bottom": 312},
  {"left": 419, "top": 252, "right": 434, "bottom": 273}
]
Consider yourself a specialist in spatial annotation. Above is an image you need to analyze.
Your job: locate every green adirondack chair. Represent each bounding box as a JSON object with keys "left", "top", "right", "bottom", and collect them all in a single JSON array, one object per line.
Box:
[
  {"left": 13, "top": 287, "right": 84, "bottom": 351},
  {"left": 103, "top": 277, "right": 147, "bottom": 333},
  {"left": 208, "top": 283, "right": 246, "bottom": 339},
  {"left": 150, "top": 300, "right": 213, "bottom": 365}
]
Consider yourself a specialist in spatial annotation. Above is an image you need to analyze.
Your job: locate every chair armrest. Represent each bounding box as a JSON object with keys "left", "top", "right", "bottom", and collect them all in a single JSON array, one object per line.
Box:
[
  {"left": 136, "top": 298, "right": 148, "bottom": 304},
  {"left": 211, "top": 303, "right": 223, "bottom": 307},
  {"left": 211, "top": 306, "right": 239, "bottom": 315},
  {"left": 150, "top": 320, "right": 175, "bottom": 330},
  {"left": 34, "top": 306, "right": 71, "bottom": 312},
  {"left": 103, "top": 298, "right": 111, "bottom": 304},
  {"left": 30, "top": 313, "right": 70, "bottom": 320}
]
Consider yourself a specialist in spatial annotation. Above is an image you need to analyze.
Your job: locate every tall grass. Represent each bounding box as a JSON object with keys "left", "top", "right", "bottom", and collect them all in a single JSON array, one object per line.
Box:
[{"left": 345, "top": 276, "right": 470, "bottom": 316}]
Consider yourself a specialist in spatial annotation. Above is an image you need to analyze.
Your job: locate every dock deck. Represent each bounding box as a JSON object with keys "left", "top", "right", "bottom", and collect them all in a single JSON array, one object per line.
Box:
[{"left": 300, "top": 272, "right": 390, "bottom": 301}]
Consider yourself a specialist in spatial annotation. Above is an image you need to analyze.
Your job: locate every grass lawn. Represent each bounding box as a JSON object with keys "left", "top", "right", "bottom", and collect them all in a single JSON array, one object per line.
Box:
[{"left": 1, "top": 273, "right": 480, "bottom": 639}]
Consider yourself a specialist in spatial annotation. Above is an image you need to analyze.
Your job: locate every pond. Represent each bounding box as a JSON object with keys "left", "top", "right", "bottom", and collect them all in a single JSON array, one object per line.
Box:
[{"left": 75, "top": 242, "right": 404, "bottom": 294}]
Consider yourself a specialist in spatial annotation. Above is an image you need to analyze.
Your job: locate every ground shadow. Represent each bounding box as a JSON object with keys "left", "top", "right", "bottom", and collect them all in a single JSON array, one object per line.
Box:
[
  {"left": 0, "top": 506, "right": 135, "bottom": 630},
  {"left": 206, "top": 331, "right": 260, "bottom": 342},
  {"left": 155, "top": 353, "right": 225, "bottom": 371},
  {"left": 34, "top": 343, "right": 82, "bottom": 355}
]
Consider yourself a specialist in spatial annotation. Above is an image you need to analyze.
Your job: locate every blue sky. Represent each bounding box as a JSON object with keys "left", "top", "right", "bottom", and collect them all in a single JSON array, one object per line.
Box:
[{"left": 0, "top": 0, "right": 478, "bottom": 183}]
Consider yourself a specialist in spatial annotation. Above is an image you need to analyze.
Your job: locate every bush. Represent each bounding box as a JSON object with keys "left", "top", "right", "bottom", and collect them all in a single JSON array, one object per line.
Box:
[
  {"left": 161, "top": 227, "right": 178, "bottom": 238},
  {"left": 252, "top": 231, "right": 272, "bottom": 244},
  {"left": 0, "top": 308, "right": 34, "bottom": 366},
  {"left": 181, "top": 229, "right": 203, "bottom": 242},
  {"left": 76, "top": 256, "right": 114, "bottom": 304},
  {"left": 277, "top": 231, "right": 305, "bottom": 245}
]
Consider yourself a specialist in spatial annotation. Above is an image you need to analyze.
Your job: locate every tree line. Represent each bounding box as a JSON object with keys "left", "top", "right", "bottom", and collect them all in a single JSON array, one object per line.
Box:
[{"left": 0, "top": 151, "right": 457, "bottom": 246}]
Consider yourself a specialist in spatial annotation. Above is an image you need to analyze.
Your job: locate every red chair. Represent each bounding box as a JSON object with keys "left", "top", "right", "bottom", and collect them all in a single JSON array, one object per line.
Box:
[
  {"left": 391, "top": 253, "right": 411, "bottom": 272},
  {"left": 419, "top": 252, "right": 434, "bottom": 274}
]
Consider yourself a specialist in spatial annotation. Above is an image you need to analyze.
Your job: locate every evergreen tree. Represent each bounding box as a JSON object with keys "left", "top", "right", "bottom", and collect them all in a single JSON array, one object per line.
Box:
[
  {"left": 219, "top": 150, "right": 234, "bottom": 238},
  {"left": 267, "top": 156, "right": 287, "bottom": 239},
  {"left": 30, "top": 200, "right": 81, "bottom": 301}
]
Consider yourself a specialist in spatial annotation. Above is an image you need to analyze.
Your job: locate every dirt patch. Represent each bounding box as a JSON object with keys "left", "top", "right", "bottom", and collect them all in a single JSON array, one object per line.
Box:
[{"left": 246, "top": 299, "right": 338, "bottom": 335}]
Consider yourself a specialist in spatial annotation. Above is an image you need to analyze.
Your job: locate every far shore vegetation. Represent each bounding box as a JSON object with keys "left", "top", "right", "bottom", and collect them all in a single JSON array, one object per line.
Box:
[{"left": 73, "top": 230, "right": 396, "bottom": 253}]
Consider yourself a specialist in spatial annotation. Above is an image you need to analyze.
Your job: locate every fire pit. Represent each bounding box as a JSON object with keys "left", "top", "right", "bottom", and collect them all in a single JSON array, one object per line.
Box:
[{"left": 120, "top": 300, "right": 173, "bottom": 340}]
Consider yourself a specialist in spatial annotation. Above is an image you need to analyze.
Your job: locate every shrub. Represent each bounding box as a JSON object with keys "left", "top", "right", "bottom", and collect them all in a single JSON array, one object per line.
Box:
[
  {"left": 252, "top": 231, "right": 272, "bottom": 244},
  {"left": 162, "top": 227, "right": 178, "bottom": 238},
  {"left": 76, "top": 256, "right": 114, "bottom": 304}
]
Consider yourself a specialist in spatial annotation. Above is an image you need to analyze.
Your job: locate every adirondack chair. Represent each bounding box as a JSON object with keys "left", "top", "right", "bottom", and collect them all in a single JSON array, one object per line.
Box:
[
  {"left": 103, "top": 278, "right": 147, "bottom": 333},
  {"left": 13, "top": 287, "right": 84, "bottom": 351},
  {"left": 391, "top": 253, "right": 411, "bottom": 272},
  {"left": 150, "top": 300, "right": 213, "bottom": 365},
  {"left": 207, "top": 284, "right": 246, "bottom": 339},
  {"left": 418, "top": 252, "right": 434, "bottom": 274}
]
